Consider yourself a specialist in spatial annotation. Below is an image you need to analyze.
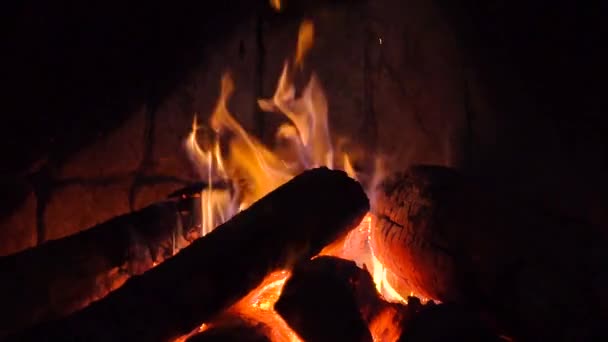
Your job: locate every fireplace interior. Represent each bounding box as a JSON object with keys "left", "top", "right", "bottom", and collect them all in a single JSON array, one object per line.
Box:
[{"left": 2, "top": 0, "right": 607, "bottom": 341}]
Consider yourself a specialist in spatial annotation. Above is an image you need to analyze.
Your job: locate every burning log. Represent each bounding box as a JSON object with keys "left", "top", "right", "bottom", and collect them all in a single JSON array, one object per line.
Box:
[
  {"left": 0, "top": 201, "right": 188, "bottom": 339},
  {"left": 167, "top": 181, "right": 231, "bottom": 199},
  {"left": 14, "top": 167, "right": 369, "bottom": 342},
  {"left": 275, "top": 256, "right": 377, "bottom": 342},
  {"left": 371, "top": 165, "right": 608, "bottom": 340}
]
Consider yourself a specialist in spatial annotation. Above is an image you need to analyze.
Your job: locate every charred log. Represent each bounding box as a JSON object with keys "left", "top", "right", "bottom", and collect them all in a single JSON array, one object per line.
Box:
[
  {"left": 14, "top": 168, "right": 369, "bottom": 342},
  {"left": 275, "top": 256, "right": 376, "bottom": 342},
  {"left": 168, "top": 181, "right": 231, "bottom": 199},
  {"left": 371, "top": 165, "right": 608, "bottom": 340},
  {"left": 398, "top": 303, "right": 500, "bottom": 342},
  {"left": 0, "top": 201, "right": 190, "bottom": 338}
]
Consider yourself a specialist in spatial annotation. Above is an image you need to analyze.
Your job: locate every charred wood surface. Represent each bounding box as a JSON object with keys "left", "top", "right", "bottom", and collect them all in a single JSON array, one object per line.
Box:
[
  {"left": 398, "top": 303, "right": 500, "bottom": 342},
  {"left": 371, "top": 165, "right": 608, "bottom": 340},
  {"left": 275, "top": 256, "right": 384, "bottom": 342},
  {"left": 14, "top": 168, "right": 369, "bottom": 342},
  {"left": 0, "top": 201, "right": 185, "bottom": 339}
]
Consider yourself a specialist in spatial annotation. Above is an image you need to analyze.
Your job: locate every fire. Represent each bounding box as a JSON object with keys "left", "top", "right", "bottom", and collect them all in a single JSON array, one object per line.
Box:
[
  {"left": 369, "top": 305, "right": 405, "bottom": 342},
  {"left": 295, "top": 20, "right": 314, "bottom": 68},
  {"left": 321, "top": 214, "right": 408, "bottom": 305},
  {"left": 182, "top": 19, "right": 408, "bottom": 342},
  {"left": 231, "top": 271, "right": 301, "bottom": 342},
  {"left": 270, "top": 0, "right": 281, "bottom": 12}
]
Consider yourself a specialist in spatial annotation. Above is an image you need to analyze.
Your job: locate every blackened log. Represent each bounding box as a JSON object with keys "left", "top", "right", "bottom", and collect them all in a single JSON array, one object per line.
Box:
[
  {"left": 275, "top": 256, "right": 377, "bottom": 342},
  {"left": 398, "top": 303, "right": 500, "bottom": 342},
  {"left": 168, "top": 181, "right": 231, "bottom": 199},
  {"left": 0, "top": 201, "right": 189, "bottom": 339},
  {"left": 14, "top": 168, "right": 369, "bottom": 342},
  {"left": 370, "top": 165, "right": 608, "bottom": 340}
]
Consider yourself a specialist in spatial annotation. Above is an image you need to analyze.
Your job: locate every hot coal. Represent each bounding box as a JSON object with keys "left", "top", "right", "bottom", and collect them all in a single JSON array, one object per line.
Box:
[{"left": 186, "top": 315, "right": 271, "bottom": 342}]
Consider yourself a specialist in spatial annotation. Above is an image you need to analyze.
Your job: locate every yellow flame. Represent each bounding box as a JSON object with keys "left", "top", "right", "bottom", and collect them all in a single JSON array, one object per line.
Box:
[
  {"left": 258, "top": 64, "right": 333, "bottom": 168},
  {"left": 370, "top": 253, "right": 408, "bottom": 304},
  {"left": 212, "top": 73, "right": 293, "bottom": 207},
  {"left": 231, "top": 270, "right": 302, "bottom": 342},
  {"left": 295, "top": 20, "right": 314, "bottom": 68},
  {"left": 182, "top": 18, "right": 402, "bottom": 342},
  {"left": 187, "top": 22, "right": 333, "bottom": 216},
  {"left": 344, "top": 153, "right": 356, "bottom": 179},
  {"left": 186, "top": 114, "right": 235, "bottom": 236},
  {"left": 270, "top": 0, "right": 281, "bottom": 12}
]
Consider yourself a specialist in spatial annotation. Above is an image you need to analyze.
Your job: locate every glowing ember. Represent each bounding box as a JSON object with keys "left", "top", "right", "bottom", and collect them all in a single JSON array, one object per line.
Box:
[
  {"left": 231, "top": 271, "right": 301, "bottom": 342},
  {"left": 369, "top": 305, "right": 404, "bottom": 342},
  {"left": 320, "top": 214, "right": 409, "bottom": 305}
]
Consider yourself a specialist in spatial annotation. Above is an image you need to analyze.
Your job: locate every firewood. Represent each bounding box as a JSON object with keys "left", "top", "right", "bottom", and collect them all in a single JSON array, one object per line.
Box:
[
  {"left": 397, "top": 303, "right": 500, "bottom": 342},
  {"left": 167, "top": 181, "right": 231, "bottom": 199},
  {"left": 276, "top": 256, "right": 486, "bottom": 342},
  {"left": 13, "top": 168, "right": 369, "bottom": 342},
  {"left": 275, "top": 256, "right": 377, "bottom": 342},
  {"left": 0, "top": 201, "right": 190, "bottom": 339},
  {"left": 370, "top": 165, "right": 608, "bottom": 340}
]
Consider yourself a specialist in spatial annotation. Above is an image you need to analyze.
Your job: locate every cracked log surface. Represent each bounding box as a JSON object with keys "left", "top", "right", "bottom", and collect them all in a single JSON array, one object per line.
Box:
[
  {"left": 13, "top": 168, "right": 369, "bottom": 342},
  {"left": 371, "top": 165, "right": 608, "bottom": 340},
  {"left": 0, "top": 201, "right": 187, "bottom": 339}
]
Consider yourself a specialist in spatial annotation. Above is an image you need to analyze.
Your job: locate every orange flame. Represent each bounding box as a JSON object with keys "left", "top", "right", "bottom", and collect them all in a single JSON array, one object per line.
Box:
[
  {"left": 321, "top": 214, "right": 408, "bottom": 305},
  {"left": 182, "top": 19, "right": 407, "bottom": 342},
  {"left": 295, "top": 20, "right": 314, "bottom": 68},
  {"left": 269, "top": 0, "right": 281, "bottom": 12},
  {"left": 231, "top": 271, "right": 301, "bottom": 342},
  {"left": 186, "top": 23, "right": 335, "bottom": 225},
  {"left": 369, "top": 305, "right": 404, "bottom": 342}
]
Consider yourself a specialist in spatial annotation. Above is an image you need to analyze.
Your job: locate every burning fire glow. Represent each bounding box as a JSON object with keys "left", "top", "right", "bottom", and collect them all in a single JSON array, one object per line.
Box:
[
  {"left": 182, "top": 18, "right": 413, "bottom": 342},
  {"left": 270, "top": 0, "right": 281, "bottom": 12},
  {"left": 230, "top": 270, "right": 301, "bottom": 342}
]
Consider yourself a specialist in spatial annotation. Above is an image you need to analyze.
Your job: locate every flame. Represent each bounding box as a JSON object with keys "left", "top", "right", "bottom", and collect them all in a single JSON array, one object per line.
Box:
[
  {"left": 231, "top": 271, "right": 301, "bottom": 342},
  {"left": 344, "top": 153, "right": 357, "bottom": 179},
  {"left": 295, "top": 20, "right": 314, "bottom": 68},
  {"left": 186, "top": 18, "right": 335, "bottom": 218},
  {"left": 369, "top": 306, "right": 404, "bottom": 342},
  {"left": 182, "top": 19, "right": 407, "bottom": 342},
  {"left": 322, "top": 214, "right": 408, "bottom": 305},
  {"left": 270, "top": 0, "right": 281, "bottom": 12}
]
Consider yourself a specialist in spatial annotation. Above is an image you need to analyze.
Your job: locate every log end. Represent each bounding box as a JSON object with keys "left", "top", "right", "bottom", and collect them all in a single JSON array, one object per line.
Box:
[
  {"left": 370, "top": 165, "right": 467, "bottom": 301},
  {"left": 275, "top": 256, "right": 375, "bottom": 342}
]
